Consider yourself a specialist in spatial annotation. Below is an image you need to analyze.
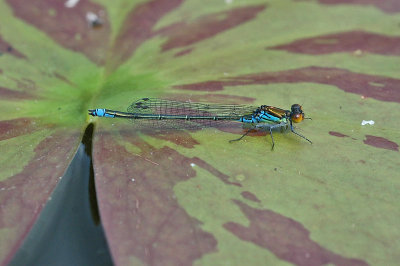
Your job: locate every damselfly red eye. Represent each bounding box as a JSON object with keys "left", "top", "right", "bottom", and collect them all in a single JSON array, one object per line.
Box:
[{"left": 291, "top": 113, "right": 304, "bottom": 123}]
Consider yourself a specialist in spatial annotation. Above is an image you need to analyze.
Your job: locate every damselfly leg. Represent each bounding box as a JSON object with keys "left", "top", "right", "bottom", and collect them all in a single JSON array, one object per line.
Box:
[
  {"left": 290, "top": 122, "right": 312, "bottom": 144},
  {"left": 258, "top": 122, "right": 288, "bottom": 150},
  {"left": 229, "top": 123, "right": 283, "bottom": 149},
  {"left": 229, "top": 128, "right": 253, "bottom": 143},
  {"left": 269, "top": 127, "right": 275, "bottom": 150},
  {"left": 266, "top": 123, "right": 285, "bottom": 150}
]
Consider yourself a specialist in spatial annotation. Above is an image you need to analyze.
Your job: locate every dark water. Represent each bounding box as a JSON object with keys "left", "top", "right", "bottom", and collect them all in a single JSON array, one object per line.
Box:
[{"left": 10, "top": 124, "right": 113, "bottom": 266}]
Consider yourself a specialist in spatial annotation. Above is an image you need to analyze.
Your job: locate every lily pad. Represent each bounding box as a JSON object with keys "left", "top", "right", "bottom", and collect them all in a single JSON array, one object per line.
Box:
[{"left": 1, "top": 0, "right": 399, "bottom": 265}]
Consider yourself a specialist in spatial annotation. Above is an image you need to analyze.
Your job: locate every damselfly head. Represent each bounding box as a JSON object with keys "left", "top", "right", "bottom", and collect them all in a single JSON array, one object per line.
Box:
[{"left": 290, "top": 104, "right": 304, "bottom": 123}]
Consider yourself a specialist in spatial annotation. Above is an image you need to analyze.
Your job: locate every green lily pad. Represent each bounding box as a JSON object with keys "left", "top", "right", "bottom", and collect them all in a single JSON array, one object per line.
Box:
[{"left": 1, "top": 0, "right": 399, "bottom": 265}]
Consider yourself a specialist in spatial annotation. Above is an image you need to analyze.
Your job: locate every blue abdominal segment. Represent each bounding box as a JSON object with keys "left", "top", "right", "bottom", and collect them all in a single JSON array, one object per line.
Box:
[
  {"left": 96, "top": 109, "right": 105, "bottom": 116},
  {"left": 94, "top": 109, "right": 115, "bottom": 118},
  {"left": 239, "top": 117, "right": 254, "bottom": 123}
]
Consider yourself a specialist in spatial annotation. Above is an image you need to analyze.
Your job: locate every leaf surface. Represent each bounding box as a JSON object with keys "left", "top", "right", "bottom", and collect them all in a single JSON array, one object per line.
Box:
[{"left": 1, "top": 0, "right": 399, "bottom": 265}]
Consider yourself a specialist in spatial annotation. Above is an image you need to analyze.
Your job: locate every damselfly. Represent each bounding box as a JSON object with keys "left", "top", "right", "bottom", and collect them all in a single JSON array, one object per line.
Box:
[{"left": 88, "top": 97, "right": 312, "bottom": 149}]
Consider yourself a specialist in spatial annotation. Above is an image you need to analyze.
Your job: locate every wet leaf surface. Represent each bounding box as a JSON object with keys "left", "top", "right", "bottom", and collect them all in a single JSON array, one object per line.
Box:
[{"left": 1, "top": 0, "right": 399, "bottom": 265}]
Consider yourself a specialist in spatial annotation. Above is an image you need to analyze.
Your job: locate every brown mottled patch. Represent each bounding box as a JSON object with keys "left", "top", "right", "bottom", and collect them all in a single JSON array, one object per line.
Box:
[
  {"left": 0, "top": 35, "right": 26, "bottom": 59},
  {"left": 6, "top": 0, "right": 110, "bottom": 65},
  {"left": 8, "top": 77, "right": 38, "bottom": 93},
  {"left": 108, "top": 0, "right": 183, "bottom": 71},
  {"left": 0, "top": 131, "right": 80, "bottom": 265},
  {"left": 191, "top": 157, "right": 242, "bottom": 187},
  {"left": 93, "top": 134, "right": 218, "bottom": 266},
  {"left": 174, "top": 94, "right": 255, "bottom": 104},
  {"left": 318, "top": 0, "right": 400, "bottom": 14},
  {"left": 149, "top": 130, "right": 200, "bottom": 149},
  {"left": 221, "top": 127, "right": 267, "bottom": 140},
  {"left": 270, "top": 31, "right": 400, "bottom": 56},
  {"left": 0, "top": 87, "right": 36, "bottom": 100},
  {"left": 53, "top": 72, "right": 77, "bottom": 87},
  {"left": 157, "top": 5, "right": 266, "bottom": 52},
  {"left": 224, "top": 200, "right": 368, "bottom": 266},
  {"left": 174, "top": 48, "right": 193, "bottom": 57},
  {"left": 241, "top": 191, "right": 261, "bottom": 202},
  {"left": 175, "top": 81, "right": 226, "bottom": 92},
  {"left": 329, "top": 131, "right": 349, "bottom": 138},
  {"left": 174, "top": 66, "right": 400, "bottom": 103},
  {"left": 121, "top": 130, "right": 241, "bottom": 186},
  {"left": 364, "top": 135, "right": 399, "bottom": 151},
  {"left": 0, "top": 118, "right": 40, "bottom": 141},
  {"left": 108, "top": 3, "right": 265, "bottom": 71}
]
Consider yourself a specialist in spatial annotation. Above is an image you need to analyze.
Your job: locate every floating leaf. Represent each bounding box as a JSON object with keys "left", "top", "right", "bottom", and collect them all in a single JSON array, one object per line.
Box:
[{"left": 1, "top": 0, "right": 399, "bottom": 265}]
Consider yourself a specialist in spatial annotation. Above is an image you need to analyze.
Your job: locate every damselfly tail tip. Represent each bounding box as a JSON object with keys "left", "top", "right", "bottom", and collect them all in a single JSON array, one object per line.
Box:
[{"left": 88, "top": 109, "right": 96, "bottom": 116}]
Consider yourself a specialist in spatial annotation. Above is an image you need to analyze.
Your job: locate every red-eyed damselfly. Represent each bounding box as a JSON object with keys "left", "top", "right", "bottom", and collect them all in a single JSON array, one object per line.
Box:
[{"left": 89, "top": 98, "right": 312, "bottom": 149}]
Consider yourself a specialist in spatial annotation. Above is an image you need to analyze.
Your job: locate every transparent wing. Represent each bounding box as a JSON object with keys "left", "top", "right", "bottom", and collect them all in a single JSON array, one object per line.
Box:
[{"left": 126, "top": 98, "right": 257, "bottom": 129}]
